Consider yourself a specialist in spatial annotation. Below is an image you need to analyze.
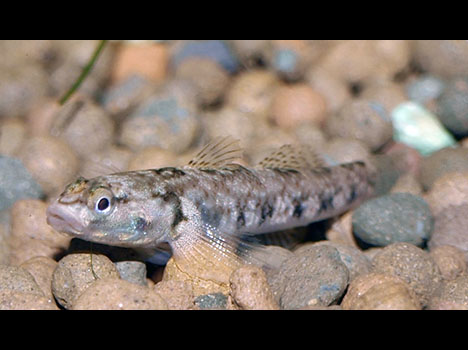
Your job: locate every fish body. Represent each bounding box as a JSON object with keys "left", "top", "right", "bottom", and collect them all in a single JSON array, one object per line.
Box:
[{"left": 46, "top": 137, "right": 374, "bottom": 266}]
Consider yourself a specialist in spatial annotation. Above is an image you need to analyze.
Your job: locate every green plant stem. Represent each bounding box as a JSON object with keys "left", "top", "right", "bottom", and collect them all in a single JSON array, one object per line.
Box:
[{"left": 59, "top": 40, "right": 108, "bottom": 105}]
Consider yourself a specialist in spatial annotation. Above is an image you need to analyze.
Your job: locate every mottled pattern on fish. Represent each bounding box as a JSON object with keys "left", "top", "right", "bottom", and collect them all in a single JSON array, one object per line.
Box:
[{"left": 46, "top": 136, "right": 374, "bottom": 267}]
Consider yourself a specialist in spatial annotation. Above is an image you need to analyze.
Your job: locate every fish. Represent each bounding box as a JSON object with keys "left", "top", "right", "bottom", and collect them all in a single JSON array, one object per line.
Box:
[{"left": 46, "top": 136, "right": 374, "bottom": 273}]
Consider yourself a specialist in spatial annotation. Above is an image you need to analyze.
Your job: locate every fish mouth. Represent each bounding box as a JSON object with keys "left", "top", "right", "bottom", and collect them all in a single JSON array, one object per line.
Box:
[{"left": 46, "top": 203, "right": 84, "bottom": 236}]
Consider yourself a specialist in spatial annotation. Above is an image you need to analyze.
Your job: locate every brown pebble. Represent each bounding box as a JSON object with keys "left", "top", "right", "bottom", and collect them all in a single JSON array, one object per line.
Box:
[
  {"left": 17, "top": 136, "right": 79, "bottom": 196},
  {"left": 127, "top": 146, "right": 180, "bottom": 171},
  {"left": 323, "top": 137, "right": 372, "bottom": 166},
  {"left": 427, "top": 275, "right": 468, "bottom": 310},
  {"left": 52, "top": 253, "right": 120, "bottom": 309},
  {"left": 0, "top": 290, "right": 59, "bottom": 310},
  {"left": 226, "top": 69, "right": 279, "bottom": 121},
  {"left": 424, "top": 172, "right": 468, "bottom": 217},
  {"left": 230, "top": 265, "right": 279, "bottom": 310},
  {"left": 361, "top": 80, "right": 408, "bottom": 114},
  {"left": 50, "top": 96, "right": 115, "bottom": 160},
  {"left": 270, "top": 83, "right": 327, "bottom": 129},
  {"left": 174, "top": 57, "right": 230, "bottom": 106},
  {"left": 325, "top": 212, "right": 359, "bottom": 248},
  {"left": 25, "top": 98, "right": 62, "bottom": 137},
  {"left": 80, "top": 145, "right": 133, "bottom": 178},
  {"left": 153, "top": 280, "right": 195, "bottom": 310},
  {"left": 8, "top": 199, "right": 71, "bottom": 266},
  {"left": 429, "top": 245, "right": 467, "bottom": 280},
  {"left": 20, "top": 256, "right": 58, "bottom": 302},
  {"left": 0, "top": 118, "right": 26, "bottom": 156},
  {"left": 371, "top": 242, "right": 442, "bottom": 306},
  {"left": 111, "top": 42, "right": 168, "bottom": 83},
  {"left": 390, "top": 173, "right": 423, "bottom": 196},
  {"left": 0, "top": 264, "right": 44, "bottom": 296},
  {"left": 341, "top": 273, "right": 421, "bottom": 310},
  {"left": 73, "top": 278, "right": 168, "bottom": 310}
]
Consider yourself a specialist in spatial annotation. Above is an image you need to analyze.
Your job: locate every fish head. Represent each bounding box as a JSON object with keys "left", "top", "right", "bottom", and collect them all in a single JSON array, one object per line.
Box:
[{"left": 46, "top": 173, "right": 174, "bottom": 248}]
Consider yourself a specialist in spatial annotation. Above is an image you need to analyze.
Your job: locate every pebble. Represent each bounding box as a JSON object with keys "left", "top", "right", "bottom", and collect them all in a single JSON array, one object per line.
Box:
[
  {"left": 361, "top": 80, "right": 408, "bottom": 114},
  {"left": 72, "top": 278, "right": 168, "bottom": 310},
  {"left": 423, "top": 172, "right": 468, "bottom": 217},
  {"left": 371, "top": 154, "right": 401, "bottom": 196},
  {"left": 229, "top": 265, "right": 279, "bottom": 310},
  {"left": 371, "top": 242, "right": 442, "bottom": 306},
  {"left": 80, "top": 145, "right": 133, "bottom": 178},
  {"left": 427, "top": 275, "right": 468, "bottom": 310},
  {"left": 226, "top": 69, "right": 279, "bottom": 120},
  {"left": 50, "top": 96, "right": 115, "bottom": 160},
  {"left": 391, "top": 101, "right": 456, "bottom": 156},
  {"left": 115, "top": 261, "right": 147, "bottom": 286},
  {"left": 270, "top": 83, "right": 328, "bottom": 129},
  {"left": 0, "top": 156, "right": 43, "bottom": 211},
  {"left": 383, "top": 141, "right": 422, "bottom": 177},
  {"left": 171, "top": 40, "right": 239, "bottom": 74},
  {"left": 110, "top": 42, "right": 168, "bottom": 83},
  {"left": 101, "top": 74, "right": 155, "bottom": 117},
  {"left": 174, "top": 57, "right": 230, "bottom": 106},
  {"left": 25, "top": 98, "right": 62, "bottom": 137},
  {"left": 153, "top": 280, "right": 195, "bottom": 310},
  {"left": 20, "top": 256, "right": 58, "bottom": 302},
  {"left": 322, "top": 137, "right": 372, "bottom": 166},
  {"left": 119, "top": 88, "right": 200, "bottom": 154},
  {"left": 268, "top": 245, "right": 349, "bottom": 309},
  {"left": 325, "top": 212, "right": 359, "bottom": 248},
  {"left": 428, "top": 203, "right": 468, "bottom": 262},
  {"left": 17, "top": 135, "right": 79, "bottom": 196},
  {"left": 352, "top": 193, "right": 433, "bottom": 247},
  {"left": 127, "top": 146, "right": 180, "bottom": 171},
  {"left": 435, "top": 77, "right": 468, "bottom": 136},
  {"left": 413, "top": 40, "right": 468, "bottom": 78},
  {"left": 296, "top": 241, "right": 372, "bottom": 282},
  {"left": 8, "top": 199, "right": 71, "bottom": 265},
  {"left": 0, "top": 213, "right": 9, "bottom": 265},
  {"left": 324, "top": 98, "right": 393, "bottom": 151},
  {"left": 0, "top": 264, "right": 44, "bottom": 296},
  {"left": 341, "top": 273, "right": 421, "bottom": 310},
  {"left": 390, "top": 173, "right": 423, "bottom": 196},
  {"left": 51, "top": 253, "right": 120, "bottom": 309},
  {"left": 429, "top": 245, "right": 467, "bottom": 280},
  {"left": 268, "top": 40, "right": 317, "bottom": 81},
  {"left": 228, "top": 40, "right": 270, "bottom": 67},
  {"left": 305, "top": 67, "right": 351, "bottom": 113},
  {"left": 194, "top": 292, "right": 230, "bottom": 310},
  {"left": 0, "top": 290, "right": 59, "bottom": 310},
  {"left": 406, "top": 74, "right": 446, "bottom": 107},
  {"left": 0, "top": 118, "right": 26, "bottom": 156},
  {"left": 419, "top": 147, "right": 468, "bottom": 190}
]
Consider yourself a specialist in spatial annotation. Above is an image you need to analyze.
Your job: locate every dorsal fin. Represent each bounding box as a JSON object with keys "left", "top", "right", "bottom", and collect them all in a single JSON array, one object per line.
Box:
[
  {"left": 257, "top": 144, "right": 326, "bottom": 170},
  {"left": 187, "top": 136, "right": 244, "bottom": 169}
]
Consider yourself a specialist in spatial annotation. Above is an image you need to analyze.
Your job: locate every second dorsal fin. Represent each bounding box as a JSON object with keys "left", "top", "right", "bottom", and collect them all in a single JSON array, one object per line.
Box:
[
  {"left": 257, "top": 144, "right": 326, "bottom": 170},
  {"left": 187, "top": 136, "right": 244, "bottom": 169}
]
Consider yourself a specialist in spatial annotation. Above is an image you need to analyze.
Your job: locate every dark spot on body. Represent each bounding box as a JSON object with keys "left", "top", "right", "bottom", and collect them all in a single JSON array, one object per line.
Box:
[
  {"left": 318, "top": 195, "right": 334, "bottom": 214},
  {"left": 162, "top": 191, "right": 188, "bottom": 228},
  {"left": 348, "top": 184, "right": 357, "bottom": 203},
  {"left": 236, "top": 210, "right": 246, "bottom": 230},
  {"left": 258, "top": 202, "right": 274, "bottom": 226},
  {"left": 153, "top": 167, "right": 186, "bottom": 177}
]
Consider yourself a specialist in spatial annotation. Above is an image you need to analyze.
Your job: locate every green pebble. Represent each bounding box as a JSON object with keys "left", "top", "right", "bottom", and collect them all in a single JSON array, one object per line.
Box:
[{"left": 391, "top": 101, "right": 456, "bottom": 156}]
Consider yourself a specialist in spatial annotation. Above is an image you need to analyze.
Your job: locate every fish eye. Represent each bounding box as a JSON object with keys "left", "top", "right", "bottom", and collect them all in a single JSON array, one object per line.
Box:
[{"left": 88, "top": 187, "right": 114, "bottom": 214}]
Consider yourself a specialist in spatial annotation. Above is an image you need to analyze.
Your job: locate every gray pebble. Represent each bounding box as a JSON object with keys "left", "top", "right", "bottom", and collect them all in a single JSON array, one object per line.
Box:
[
  {"left": 296, "top": 241, "right": 372, "bottom": 281},
  {"left": 0, "top": 156, "right": 42, "bottom": 211},
  {"left": 435, "top": 77, "right": 468, "bottom": 136},
  {"left": 352, "top": 193, "right": 434, "bottom": 247},
  {"left": 406, "top": 75, "right": 446, "bottom": 106},
  {"left": 115, "top": 261, "right": 147, "bottom": 286},
  {"left": 194, "top": 292, "right": 228, "bottom": 310},
  {"left": 269, "top": 245, "right": 349, "bottom": 309}
]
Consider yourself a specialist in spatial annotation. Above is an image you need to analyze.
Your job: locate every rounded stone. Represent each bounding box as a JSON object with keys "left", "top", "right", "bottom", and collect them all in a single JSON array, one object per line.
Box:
[
  {"left": 229, "top": 265, "right": 279, "bottom": 310},
  {"left": 52, "top": 253, "right": 120, "bottom": 309},
  {"left": 72, "top": 278, "right": 168, "bottom": 310},
  {"left": 269, "top": 245, "right": 349, "bottom": 309},
  {"left": 406, "top": 74, "right": 446, "bottom": 107},
  {"left": 352, "top": 193, "right": 434, "bottom": 247},
  {"left": 127, "top": 146, "right": 180, "bottom": 171},
  {"left": 20, "top": 256, "right": 58, "bottom": 302},
  {"left": 153, "top": 280, "right": 195, "bottom": 310},
  {"left": 8, "top": 199, "right": 71, "bottom": 266},
  {"left": 0, "top": 264, "right": 44, "bottom": 296},
  {"left": 17, "top": 135, "right": 79, "bottom": 196},
  {"left": 324, "top": 99, "right": 393, "bottom": 151},
  {"left": 427, "top": 275, "right": 468, "bottom": 310},
  {"left": 429, "top": 245, "right": 467, "bottom": 280},
  {"left": 435, "top": 77, "right": 468, "bottom": 136},
  {"left": 322, "top": 137, "right": 372, "bottom": 166},
  {"left": 296, "top": 241, "right": 372, "bottom": 281},
  {"left": 428, "top": 203, "right": 468, "bottom": 262},
  {"left": 419, "top": 147, "right": 468, "bottom": 190},
  {"left": 341, "top": 273, "right": 421, "bottom": 310},
  {"left": 371, "top": 242, "right": 442, "bottom": 306},
  {"left": 0, "top": 118, "right": 26, "bottom": 156},
  {"left": 193, "top": 292, "right": 229, "bottom": 310},
  {"left": 0, "top": 290, "right": 59, "bottom": 310},
  {"left": 80, "top": 146, "right": 133, "bottom": 178},
  {"left": 0, "top": 156, "right": 43, "bottom": 211},
  {"left": 270, "top": 83, "right": 328, "bottom": 129},
  {"left": 424, "top": 172, "right": 468, "bottom": 216},
  {"left": 115, "top": 261, "right": 147, "bottom": 286}
]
